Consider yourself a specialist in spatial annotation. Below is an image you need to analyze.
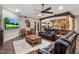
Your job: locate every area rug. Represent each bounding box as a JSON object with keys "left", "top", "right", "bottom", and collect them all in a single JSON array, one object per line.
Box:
[{"left": 13, "top": 39, "right": 53, "bottom": 54}]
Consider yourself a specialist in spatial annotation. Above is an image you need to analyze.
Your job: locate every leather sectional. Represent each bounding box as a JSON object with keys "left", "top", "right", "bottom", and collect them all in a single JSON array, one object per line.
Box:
[
  {"left": 38, "top": 28, "right": 70, "bottom": 41},
  {"left": 36, "top": 31, "right": 78, "bottom": 54}
]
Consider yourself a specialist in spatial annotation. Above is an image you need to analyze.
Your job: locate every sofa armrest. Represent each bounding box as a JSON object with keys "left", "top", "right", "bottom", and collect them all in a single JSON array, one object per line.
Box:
[
  {"left": 35, "top": 49, "right": 50, "bottom": 54},
  {"left": 35, "top": 43, "right": 55, "bottom": 54}
]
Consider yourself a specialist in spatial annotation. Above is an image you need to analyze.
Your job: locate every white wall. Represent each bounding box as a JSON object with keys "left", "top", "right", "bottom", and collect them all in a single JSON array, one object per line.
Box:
[
  {"left": 19, "top": 16, "right": 26, "bottom": 29},
  {"left": 19, "top": 16, "right": 40, "bottom": 34},
  {"left": 2, "top": 8, "right": 19, "bottom": 41}
]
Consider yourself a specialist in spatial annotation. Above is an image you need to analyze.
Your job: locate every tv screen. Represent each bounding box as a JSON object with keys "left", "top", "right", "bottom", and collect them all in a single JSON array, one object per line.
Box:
[{"left": 4, "top": 17, "right": 19, "bottom": 30}]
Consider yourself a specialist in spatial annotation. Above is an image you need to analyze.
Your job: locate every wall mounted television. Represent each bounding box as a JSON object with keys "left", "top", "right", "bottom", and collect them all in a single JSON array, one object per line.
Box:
[{"left": 4, "top": 17, "right": 19, "bottom": 30}]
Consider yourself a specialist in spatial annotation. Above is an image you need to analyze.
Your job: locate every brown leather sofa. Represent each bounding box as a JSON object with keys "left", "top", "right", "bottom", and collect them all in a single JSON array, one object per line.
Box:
[{"left": 36, "top": 31, "right": 78, "bottom": 54}]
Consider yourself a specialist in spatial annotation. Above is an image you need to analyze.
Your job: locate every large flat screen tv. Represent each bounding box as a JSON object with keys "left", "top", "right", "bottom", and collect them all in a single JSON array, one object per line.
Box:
[{"left": 4, "top": 17, "right": 19, "bottom": 30}]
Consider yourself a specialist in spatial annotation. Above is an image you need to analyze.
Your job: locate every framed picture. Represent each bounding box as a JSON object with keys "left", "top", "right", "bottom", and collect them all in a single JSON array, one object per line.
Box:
[
  {"left": 25, "top": 19, "right": 30, "bottom": 27},
  {"left": 4, "top": 17, "right": 19, "bottom": 30}
]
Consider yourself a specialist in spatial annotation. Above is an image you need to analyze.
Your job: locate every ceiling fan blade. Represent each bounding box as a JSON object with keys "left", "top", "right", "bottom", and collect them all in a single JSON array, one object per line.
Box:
[
  {"left": 43, "top": 12, "right": 53, "bottom": 14},
  {"left": 41, "top": 7, "right": 51, "bottom": 13},
  {"left": 34, "top": 9, "right": 41, "bottom": 12}
]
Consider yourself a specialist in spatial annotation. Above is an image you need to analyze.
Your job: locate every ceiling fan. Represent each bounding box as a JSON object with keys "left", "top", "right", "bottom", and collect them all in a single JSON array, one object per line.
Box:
[{"left": 35, "top": 4, "right": 53, "bottom": 14}]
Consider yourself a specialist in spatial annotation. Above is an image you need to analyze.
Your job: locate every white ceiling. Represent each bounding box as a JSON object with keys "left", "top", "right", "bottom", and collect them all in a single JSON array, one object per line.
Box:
[{"left": 0, "top": 4, "right": 79, "bottom": 19}]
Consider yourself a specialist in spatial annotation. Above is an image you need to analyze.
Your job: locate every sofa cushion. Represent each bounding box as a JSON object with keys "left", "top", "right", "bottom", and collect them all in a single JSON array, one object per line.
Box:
[
  {"left": 64, "top": 31, "right": 76, "bottom": 39},
  {"left": 43, "top": 44, "right": 54, "bottom": 52},
  {"left": 55, "top": 37, "right": 70, "bottom": 47},
  {"left": 63, "top": 33, "right": 77, "bottom": 45},
  {"left": 45, "top": 31, "right": 51, "bottom": 34},
  {"left": 54, "top": 38, "right": 70, "bottom": 54}
]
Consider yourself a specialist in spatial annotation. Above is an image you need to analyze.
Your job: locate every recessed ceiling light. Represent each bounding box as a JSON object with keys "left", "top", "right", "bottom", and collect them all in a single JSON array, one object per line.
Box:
[
  {"left": 38, "top": 13, "right": 43, "bottom": 17},
  {"left": 15, "top": 9, "right": 20, "bottom": 13},
  {"left": 59, "top": 6, "right": 63, "bottom": 10}
]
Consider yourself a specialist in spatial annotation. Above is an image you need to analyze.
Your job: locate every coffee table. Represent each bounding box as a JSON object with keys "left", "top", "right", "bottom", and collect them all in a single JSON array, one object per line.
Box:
[{"left": 25, "top": 35, "right": 41, "bottom": 46}]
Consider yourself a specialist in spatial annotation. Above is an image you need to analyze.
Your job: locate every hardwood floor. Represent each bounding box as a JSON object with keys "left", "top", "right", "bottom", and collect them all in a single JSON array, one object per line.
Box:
[
  {"left": 0, "top": 40, "right": 14, "bottom": 54},
  {"left": 0, "top": 35, "right": 79, "bottom": 54},
  {"left": 0, "top": 36, "right": 25, "bottom": 54}
]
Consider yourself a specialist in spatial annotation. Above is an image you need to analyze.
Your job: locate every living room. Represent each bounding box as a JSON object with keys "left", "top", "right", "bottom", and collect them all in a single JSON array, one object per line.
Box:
[{"left": 0, "top": 4, "right": 79, "bottom": 54}]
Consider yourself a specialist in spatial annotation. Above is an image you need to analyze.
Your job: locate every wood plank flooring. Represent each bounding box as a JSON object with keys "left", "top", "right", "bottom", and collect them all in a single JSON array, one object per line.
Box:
[
  {"left": 0, "top": 36, "right": 24, "bottom": 54},
  {"left": 0, "top": 35, "right": 79, "bottom": 54}
]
